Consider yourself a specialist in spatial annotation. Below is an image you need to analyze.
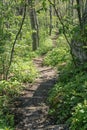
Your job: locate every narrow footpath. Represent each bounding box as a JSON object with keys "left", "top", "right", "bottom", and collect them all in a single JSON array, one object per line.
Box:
[
  {"left": 13, "top": 32, "right": 68, "bottom": 130},
  {"left": 13, "top": 57, "right": 68, "bottom": 130}
]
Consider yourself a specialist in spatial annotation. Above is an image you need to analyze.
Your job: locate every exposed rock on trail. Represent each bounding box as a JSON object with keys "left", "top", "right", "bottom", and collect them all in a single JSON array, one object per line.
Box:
[{"left": 13, "top": 57, "right": 68, "bottom": 130}]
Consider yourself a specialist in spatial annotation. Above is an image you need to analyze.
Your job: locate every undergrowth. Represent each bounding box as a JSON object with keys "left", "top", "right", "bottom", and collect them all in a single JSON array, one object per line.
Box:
[
  {"left": 0, "top": 57, "right": 38, "bottom": 130},
  {"left": 0, "top": 80, "right": 22, "bottom": 130},
  {"left": 47, "top": 47, "right": 87, "bottom": 130},
  {"left": 36, "top": 38, "right": 53, "bottom": 55},
  {"left": 43, "top": 47, "right": 70, "bottom": 67},
  {"left": 41, "top": 36, "right": 87, "bottom": 129},
  {"left": 10, "top": 59, "right": 38, "bottom": 83},
  {"left": 0, "top": 31, "right": 53, "bottom": 129}
]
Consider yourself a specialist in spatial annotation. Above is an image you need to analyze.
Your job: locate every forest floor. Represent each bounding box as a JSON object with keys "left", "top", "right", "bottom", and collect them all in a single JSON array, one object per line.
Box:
[{"left": 13, "top": 56, "right": 68, "bottom": 130}]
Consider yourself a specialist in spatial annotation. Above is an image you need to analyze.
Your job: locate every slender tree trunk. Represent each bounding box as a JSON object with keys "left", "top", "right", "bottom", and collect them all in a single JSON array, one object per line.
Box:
[
  {"left": 76, "top": 0, "right": 82, "bottom": 28},
  {"left": 29, "top": 1, "right": 39, "bottom": 51},
  {"left": 70, "top": 0, "right": 74, "bottom": 18},
  {"left": 5, "top": 3, "right": 26, "bottom": 80},
  {"left": 82, "top": 0, "right": 87, "bottom": 25},
  {"left": 80, "top": 0, "right": 84, "bottom": 16},
  {"left": 49, "top": 5, "right": 52, "bottom": 35},
  {"left": 45, "top": 10, "right": 49, "bottom": 35}
]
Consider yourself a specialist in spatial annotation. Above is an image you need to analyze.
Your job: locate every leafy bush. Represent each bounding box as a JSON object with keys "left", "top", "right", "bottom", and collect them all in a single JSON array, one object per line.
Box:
[
  {"left": 0, "top": 80, "right": 22, "bottom": 97},
  {"left": 10, "top": 60, "right": 38, "bottom": 83},
  {"left": 70, "top": 101, "right": 87, "bottom": 130},
  {"left": 0, "top": 59, "right": 38, "bottom": 129},
  {"left": 43, "top": 47, "right": 70, "bottom": 66},
  {"left": 0, "top": 80, "right": 22, "bottom": 130},
  {"left": 48, "top": 69, "right": 87, "bottom": 129},
  {"left": 0, "top": 111, "right": 14, "bottom": 130},
  {"left": 36, "top": 38, "right": 53, "bottom": 55}
]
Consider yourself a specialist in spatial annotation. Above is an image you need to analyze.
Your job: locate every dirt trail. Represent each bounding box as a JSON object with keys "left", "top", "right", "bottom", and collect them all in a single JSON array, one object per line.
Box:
[{"left": 13, "top": 57, "right": 67, "bottom": 130}]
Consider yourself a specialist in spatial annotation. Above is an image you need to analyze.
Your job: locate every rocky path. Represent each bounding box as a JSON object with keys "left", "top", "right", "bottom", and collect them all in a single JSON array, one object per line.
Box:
[{"left": 14, "top": 57, "right": 67, "bottom": 130}]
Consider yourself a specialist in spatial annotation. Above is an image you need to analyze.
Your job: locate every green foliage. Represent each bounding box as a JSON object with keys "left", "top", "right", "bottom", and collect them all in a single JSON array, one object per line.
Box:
[
  {"left": 43, "top": 47, "right": 70, "bottom": 66},
  {"left": 0, "top": 1, "right": 39, "bottom": 128},
  {"left": 72, "top": 24, "right": 87, "bottom": 43},
  {"left": 70, "top": 101, "right": 87, "bottom": 130},
  {"left": 0, "top": 80, "right": 22, "bottom": 97},
  {"left": 10, "top": 60, "right": 38, "bottom": 83},
  {"left": 0, "top": 80, "right": 22, "bottom": 130},
  {"left": 48, "top": 67, "right": 87, "bottom": 129},
  {"left": 36, "top": 38, "right": 53, "bottom": 55},
  {"left": 0, "top": 58, "right": 38, "bottom": 129},
  {"left": 0, "top": 112, "right": 14, "bottom": 130}
]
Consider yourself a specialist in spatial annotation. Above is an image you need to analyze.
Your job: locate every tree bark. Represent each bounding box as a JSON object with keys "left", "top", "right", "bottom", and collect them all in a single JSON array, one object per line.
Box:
[
  {"left": 49, "top": 5, "right": 52, "bottom": 35},
  {"left": 71, "top": 0, "right": 87, "bottom": 65},
  {"left": 29, "top": 0, "right": 39, "bottom": 51},
  {"left": 48, "top": 0, "right": 87, "bottom": 66},
  {"left": 76, "top": 0, "right": 82, "bottom": 28}
]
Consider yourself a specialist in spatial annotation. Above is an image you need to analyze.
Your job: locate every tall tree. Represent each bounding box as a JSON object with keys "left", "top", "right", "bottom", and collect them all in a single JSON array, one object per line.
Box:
[
  {"left": 71, "top": 0, "right": 87, "bottom": 65},
  {"left": 29, "top": 0, "right": 39, "bottom": 51},
  {"left": 49, "top": 5, "right": 52, "bottom": 35},
  {"left": 48, "top": 0, "right": 87, "bottom": 65}
]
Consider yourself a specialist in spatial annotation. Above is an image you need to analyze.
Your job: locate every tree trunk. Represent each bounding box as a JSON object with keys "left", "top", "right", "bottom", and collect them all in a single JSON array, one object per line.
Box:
[
  {"left": 76, "top": 0, "right": 82, "bottom": 28},
  {"left": 49, "top": 5, "right": 52, "bottom": 35},
  {"left": 71, "top": 0, "right": 87, "bottom": 65},
  {"left": 29, "top": 1, "right": 39, "bottom": 51}
]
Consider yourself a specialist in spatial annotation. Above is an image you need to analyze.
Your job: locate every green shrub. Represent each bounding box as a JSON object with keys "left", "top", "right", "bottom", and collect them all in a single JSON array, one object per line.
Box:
[
  {"left": 10, "top": 60, "right": 38, "bottom": 83},
  {"left": 0, "top": 80, "right": 22, "bottom": 97},
  {"left": 48, "top": 70, "right": 87, "bottom": 126},
  {"left": 36, "top": 38, "right": 53, "bottom": 55},
  {"left": 0, "top": 80, "right": 22, "bottom": 130},
  {"left": 43, "top": 47, "right": 70, "bottom": 67},
  {"left": 0, "top": 112, "right": 14, "bottom": 130},
  {"left": 56, "top": 34, "right": 69, "bottom": 47},
  {"left": 70, "top": 101, "right": 87, "bottom": 130}
]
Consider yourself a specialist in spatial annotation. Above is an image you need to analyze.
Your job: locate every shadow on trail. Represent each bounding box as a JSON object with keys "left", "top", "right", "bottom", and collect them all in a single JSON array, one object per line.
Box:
[
  {"left": 14, "top": 76, "right": 57, "bottom": 130},
  {"left": 21, "top": 79, "right": 56, "bottom": 107},
  {"left": 13, "top": 58, "right": 67, "bottom": 130}
]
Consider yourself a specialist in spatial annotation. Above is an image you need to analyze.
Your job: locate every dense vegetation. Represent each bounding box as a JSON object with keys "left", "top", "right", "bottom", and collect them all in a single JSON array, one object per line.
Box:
[{"left": 0, "top": 0, "right": 87, "bottom": 130}]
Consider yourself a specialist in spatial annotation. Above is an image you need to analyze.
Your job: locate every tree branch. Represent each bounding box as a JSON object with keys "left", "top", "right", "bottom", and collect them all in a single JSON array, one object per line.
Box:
[
  {"left": 5, "top": 3, "right": 26, "bottom": 80},
  {"left": 48, "top": 0, "right": 76, "bottom": 66}
]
